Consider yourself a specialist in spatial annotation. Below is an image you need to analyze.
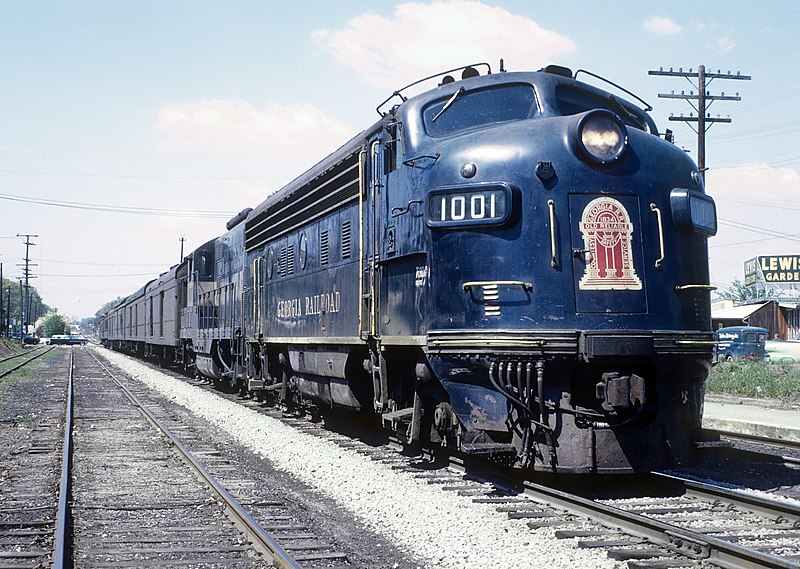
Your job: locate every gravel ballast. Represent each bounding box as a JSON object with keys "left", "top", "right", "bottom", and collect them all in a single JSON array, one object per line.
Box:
[{"left": 97, "top": 348, "right": 618, "bottom": 569}]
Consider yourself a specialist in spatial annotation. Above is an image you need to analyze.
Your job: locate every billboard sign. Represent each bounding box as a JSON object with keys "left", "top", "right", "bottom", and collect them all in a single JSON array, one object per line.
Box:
[
  {"left": 744, "top": 257, "right": 758, "bottom": 287},
  {"left": 748, "top": 255, "right": 800, "bottom": 284}
]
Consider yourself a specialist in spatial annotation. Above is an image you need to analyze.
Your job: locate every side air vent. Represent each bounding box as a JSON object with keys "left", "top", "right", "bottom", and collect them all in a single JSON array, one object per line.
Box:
[
  {"left": 279, "top": 247, "right": 287, "bottom": 277},
  {"left": 320, "top": 230, "right": 329, "bottom": 266},
  {"left": 287, "top": 243, "right": 295, "bottom": 275},
  {"left": 342, "top": 221, "right": 352, "bottom": 259}
]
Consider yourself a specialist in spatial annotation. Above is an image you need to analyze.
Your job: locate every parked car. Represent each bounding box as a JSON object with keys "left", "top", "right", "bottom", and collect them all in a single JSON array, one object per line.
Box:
[
  {"left": 765, "top": 339, "right": 800, "bottom": 363},
  {"left": 713, "top": 326, "right": 768, "bottom": 362},
  {"left": 47, "top": 334, "right": 87, "bottom": 346}
]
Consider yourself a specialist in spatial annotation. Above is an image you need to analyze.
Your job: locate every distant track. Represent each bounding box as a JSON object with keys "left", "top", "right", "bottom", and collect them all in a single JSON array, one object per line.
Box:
[
  {"left": 702, "top": 428, "right": 800, "bottom": 468},
  {"left": 0, "top": 345, "right": 54, "bottom": 378},
  {"left": 0, "top": 345, "right": 70, "bottom": 568}
]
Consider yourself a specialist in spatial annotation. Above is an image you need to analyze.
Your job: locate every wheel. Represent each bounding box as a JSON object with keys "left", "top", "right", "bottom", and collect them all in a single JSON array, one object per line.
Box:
[{"left": 725, "top": 354, "right": 734, "bottom": 362}]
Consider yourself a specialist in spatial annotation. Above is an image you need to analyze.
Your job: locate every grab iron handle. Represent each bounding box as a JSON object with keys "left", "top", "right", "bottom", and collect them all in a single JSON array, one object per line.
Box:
[
  {"left": 650, "top": 203, "right": 665, "bottom": 268},
  {"left": 463, "top": 281, "right": 533, "bottom": 292},
  {"left": 675, "top": 284, "right": 718, "bottom": 292},
  {"left": 547, "top": 199, "right": 557, "bottom": 268}
]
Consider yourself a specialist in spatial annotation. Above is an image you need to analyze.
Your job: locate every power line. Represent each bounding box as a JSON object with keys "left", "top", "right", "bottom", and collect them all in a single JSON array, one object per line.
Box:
[
  {"left": 37, "top": 272, "right": 157, "bottom": 278},
  {"left": 0, "top": 168, "right": 283, "bottom": 182},
  {"left": 711, "top": 234, "right": 800, "bottom": 248},
  {"left": 715, "top": 195, "right": 800, "bottom": 212},
  {"left": 0, "top": 193, "right": 237, "bottom": 218},
  {"left": 718, "top": 218, "right": 800, "bottom": 242},
  {"left": 36, "top": 258, "right": 169, "bottom": 268}
]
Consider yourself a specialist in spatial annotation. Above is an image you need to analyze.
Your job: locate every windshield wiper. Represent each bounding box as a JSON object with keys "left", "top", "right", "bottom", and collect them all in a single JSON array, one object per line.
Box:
[
  {"left": 431, "top": 87, "right": 465, "bottom": 123},
  {"left": 609, "top": 95, "right": 647, "bottom": 131}
]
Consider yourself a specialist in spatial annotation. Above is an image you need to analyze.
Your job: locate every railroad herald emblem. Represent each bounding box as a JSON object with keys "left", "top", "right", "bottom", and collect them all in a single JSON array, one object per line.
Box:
[{"left": 578, "top": 197, "right": 642, "bottom": 290}]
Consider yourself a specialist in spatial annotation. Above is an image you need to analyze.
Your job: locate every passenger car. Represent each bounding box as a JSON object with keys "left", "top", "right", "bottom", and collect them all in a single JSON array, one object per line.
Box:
[
  {"left": 765, "top": 339, "right": 800, "bottom": 363},
  {"left": 48, "top": 335, "right": 87, "bottom": 346}
]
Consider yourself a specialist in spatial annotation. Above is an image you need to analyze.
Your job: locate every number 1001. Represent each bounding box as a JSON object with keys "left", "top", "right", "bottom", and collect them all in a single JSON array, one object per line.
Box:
[
  {"left": 427, "top": 186, "right": 510, "bottom": 227},
  {"left": 440, "top": 193, "right": 496, "bottom": 221}
]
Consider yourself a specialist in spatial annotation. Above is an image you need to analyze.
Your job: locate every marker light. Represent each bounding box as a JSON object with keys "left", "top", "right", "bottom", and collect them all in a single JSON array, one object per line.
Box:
[{"left": 670, "top": 188, "right": 717, "bottom": 236}]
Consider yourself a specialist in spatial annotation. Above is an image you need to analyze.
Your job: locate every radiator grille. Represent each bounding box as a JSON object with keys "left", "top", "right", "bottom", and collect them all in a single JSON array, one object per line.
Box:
[{"left": 246, "top": 152, "right": 360, "bottom": 252}]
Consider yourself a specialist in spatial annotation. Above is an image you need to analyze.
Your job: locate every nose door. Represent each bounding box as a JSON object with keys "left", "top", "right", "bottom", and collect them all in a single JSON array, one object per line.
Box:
[{"left": 569, "top": 193, "right": 647, "bottom": 314}]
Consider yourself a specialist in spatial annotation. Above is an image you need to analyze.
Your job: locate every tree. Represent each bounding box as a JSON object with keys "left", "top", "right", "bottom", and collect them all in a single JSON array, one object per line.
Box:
[
  {"left": 96, "top": 296, "right": 125, "bottom": 317},
  {"left": 1, "top": 277, "right": 52, "bottom": 335},
  {"left": 717, "top": 278, "right": 765, "bottom": 302},
  {"left": 37, "top": 313, "right": 70, "bottom": 338}
]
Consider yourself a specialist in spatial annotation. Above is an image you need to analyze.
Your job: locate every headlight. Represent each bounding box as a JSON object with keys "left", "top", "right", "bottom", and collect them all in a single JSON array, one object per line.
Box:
[
  {"left": 670, "top": 188, "right": 717, "bottom": 236},
  {"left": 575, "top": 110, "right": 628, "bottom": 165}
]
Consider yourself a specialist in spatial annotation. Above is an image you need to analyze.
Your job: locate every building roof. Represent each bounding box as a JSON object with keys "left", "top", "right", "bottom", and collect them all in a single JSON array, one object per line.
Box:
[{"left": 712, "top": 302, "right": 768, "bottom": 320}]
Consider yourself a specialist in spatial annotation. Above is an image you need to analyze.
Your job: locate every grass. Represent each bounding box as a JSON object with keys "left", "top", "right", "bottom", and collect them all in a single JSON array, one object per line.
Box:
[
  {"left": 0, "top": 338, "right": 24, "bottom": 357},
  {"left": 707, "top": 361, "right": 800, "bottom": 401},
  {"left": 0, "top": 347, "right": 65, "bottom": 395},
  {"left": 11, "top": 413, "right": 37, "bottom": 424}
]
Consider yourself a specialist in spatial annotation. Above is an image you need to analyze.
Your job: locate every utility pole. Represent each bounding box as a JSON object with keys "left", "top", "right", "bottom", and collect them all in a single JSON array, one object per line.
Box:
[
  {"left": 649, "top": 65, "right": 750, "bottom": 181},
  {"left": 179, "top": 235, "right": 186, "bottom": 262},
  {"left": 17, "top": 280, "right": 23, "bottom": 344},
  {"left": 16, "top": 234, "right": 38, "bottom": 339},
  {"left": 4, "top": 287, "right": 9, "bottom": 339}
]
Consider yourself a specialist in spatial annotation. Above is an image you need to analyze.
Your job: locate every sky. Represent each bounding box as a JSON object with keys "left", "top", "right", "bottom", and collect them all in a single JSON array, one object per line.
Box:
[{"left": 1, "top": 1, "right": 799, "bottom": 320}]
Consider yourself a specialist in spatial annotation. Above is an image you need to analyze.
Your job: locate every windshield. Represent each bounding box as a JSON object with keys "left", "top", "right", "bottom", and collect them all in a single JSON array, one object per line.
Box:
[
  {"left": 556, "top": 85, "right": 651, "bottom": 132},
  {"left": 422, "top": 83, "right": 536, "bottom": 137}
]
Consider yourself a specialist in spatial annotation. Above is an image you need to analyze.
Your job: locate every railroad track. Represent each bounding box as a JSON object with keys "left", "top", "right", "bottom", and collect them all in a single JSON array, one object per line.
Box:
[
  {"left": 337, "top": 436, "right": 800, "bottom": 568},
  {"left": 79, "top": 348, "right": 364, "bottom": 568},
  {"left": 248, "top": 403, "right": 800, "bottom": 567},
  {"left": 174, "top": 373, "right": 800, "bottom": 567},
  {"left": 70, "top": 348, "right": 304, "bottom": 568},
  {"left": 0, "top": 346, "right": 43, "bottom": 364},
  {"left": 707, "top": 429, "right": 800, "bottom": 468},
  {"left": 0, "top": 345, "right": 68, "bottom": 568},
  {"left": 0, "top": 345, "right": 53, "bottom": 378},
  {"left": 96, "top": 347, "right": 800, "bottom": 568}
]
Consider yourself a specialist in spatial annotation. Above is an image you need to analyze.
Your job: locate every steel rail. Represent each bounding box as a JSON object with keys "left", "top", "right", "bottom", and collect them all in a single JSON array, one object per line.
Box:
[
  {"left": 701, "top": 429, "right": 800, "bottom": 468},
  {"left": 86, "top": 350, "right": 302, "bottom": 569},
  {"left": 0, "top": 345, "right": 54, "bottom": 378},
  {"left": 0, "top": 345, "right": 45, "bottom": 364},
  {"left": 53, "top": 349, "right": 74, "bottom": 569},
  {"left": 715, "top": 428, "right": 800, "bottom": 453},
  {"left": 654, "top": 471, "right": 800, "bottom": 527},
  {"left": 518, "top": 476, "right": 798, "bottom": 569},
  {"left": 438, "top": 448, "right": 798, "bottom": 568}
]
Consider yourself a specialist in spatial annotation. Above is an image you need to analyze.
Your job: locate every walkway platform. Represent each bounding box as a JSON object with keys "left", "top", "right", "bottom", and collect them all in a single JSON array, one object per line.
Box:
[{"left": 703, "top": 394, "right": 800, "bottom": 442}]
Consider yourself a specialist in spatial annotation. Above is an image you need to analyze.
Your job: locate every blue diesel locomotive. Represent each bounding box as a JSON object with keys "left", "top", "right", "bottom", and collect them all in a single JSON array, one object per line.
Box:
[{"left": 99, "top": 63, "right": 717, "bottom": 474}]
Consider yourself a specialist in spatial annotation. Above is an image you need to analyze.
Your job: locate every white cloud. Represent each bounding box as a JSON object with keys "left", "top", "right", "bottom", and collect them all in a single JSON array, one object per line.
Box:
[
  {"left": 155, "top": 99, "right": 353, "bottom": 157},
  {"left": 313, "top": 0, "right": 576, "bottom": 89},
  {"left": 642, "top": 16, "right": 683, "bottom": 36},
  {"left": 691, "top": 21, "right": 708, "bottom": 33},
  {"left": 713, "top": 36, "right": 736, "bottom": 53}
]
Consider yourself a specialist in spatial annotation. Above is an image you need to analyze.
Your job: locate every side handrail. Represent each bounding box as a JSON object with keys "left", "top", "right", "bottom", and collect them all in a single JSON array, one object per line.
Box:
[
  {"left": 650, "top": 203, "right": 665, "bottom": 268},
  {"left": 547, "top": 199, "right": 557, "bottom": 268}
]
